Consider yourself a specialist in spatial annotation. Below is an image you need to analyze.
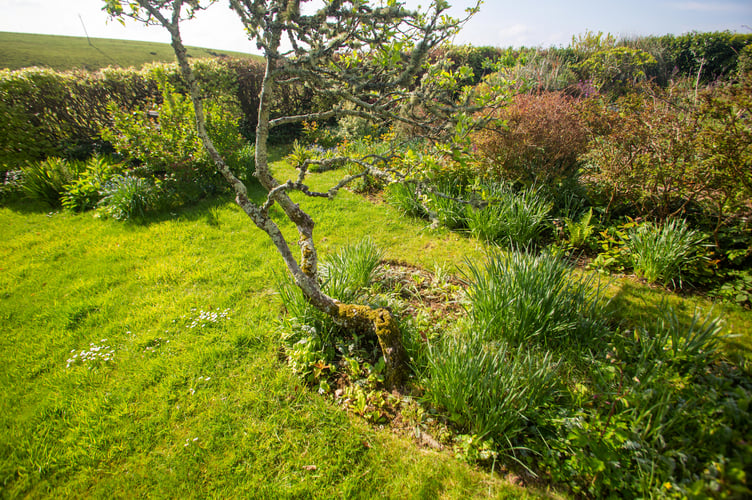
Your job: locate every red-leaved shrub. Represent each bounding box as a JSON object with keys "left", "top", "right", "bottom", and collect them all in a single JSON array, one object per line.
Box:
[{"left": 472, "top": 91, "right": 590, "bottom": 185}]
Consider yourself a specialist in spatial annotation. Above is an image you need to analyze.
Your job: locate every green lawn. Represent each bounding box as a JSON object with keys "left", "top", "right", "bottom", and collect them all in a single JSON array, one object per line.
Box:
[
  {"left": 0, "top": 184, "right": 541, "bottom": 498},
  {"left": 0, "top": 32, "right": 256, "bottom": 71},
  {"left": 1, "top": 162, "right": 749, "bottom": 498}
]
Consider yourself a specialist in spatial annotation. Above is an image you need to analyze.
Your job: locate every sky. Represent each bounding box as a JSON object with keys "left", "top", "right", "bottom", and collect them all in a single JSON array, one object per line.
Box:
[{"left": 0, "top": 0, "right": 750, "bottom": 54}]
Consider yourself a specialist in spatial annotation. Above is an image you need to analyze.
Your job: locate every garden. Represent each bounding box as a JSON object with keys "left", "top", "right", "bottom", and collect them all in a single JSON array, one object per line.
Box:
[{"left": 1, "top": 2, "right": 752, "bottom": 498}]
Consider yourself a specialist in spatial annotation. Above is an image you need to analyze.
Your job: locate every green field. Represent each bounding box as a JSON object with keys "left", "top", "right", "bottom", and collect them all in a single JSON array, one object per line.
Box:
[{"left": 0, "top": 32, "right": 256, "bottom": 71}]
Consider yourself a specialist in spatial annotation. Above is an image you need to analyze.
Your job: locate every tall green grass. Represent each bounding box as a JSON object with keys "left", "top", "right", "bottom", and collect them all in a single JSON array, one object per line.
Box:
[
  {"left": 465, "top": 184, "right": 552, "bottom": 248},
  {"left": 319, "top": 236, "right": 383, "bottom": 303},
  {"left": 627, "top": 218, "right": 706, "bottom": 285},
  {"left": 464, "top": 250, "right": 610, "bottom": 348},
  {"left": 424, "top": 335, "right": 559, "bottom": 446}
]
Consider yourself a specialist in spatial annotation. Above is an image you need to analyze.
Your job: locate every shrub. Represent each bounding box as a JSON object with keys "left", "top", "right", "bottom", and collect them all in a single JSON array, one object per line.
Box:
[
  {"left": 61, "top": 156, "right": 122, "bottom": 212},
  {"left": 465, "top": 183, "right": 552, "bottom": 248},
  {"left": 575, "top": 46, "right": 657, "bottom": 96},
  {"left": 21, "top": 157, "right": 83, "bottom": 207},
  {"left": 103, "top": 76, "right": 246, "bottom": 200},
  {"left": 228, "top": 143, "right": 256, "bottom": 184},
  {"left": 471, "top": 92, "right": 590, "bottom": 185},
  {"left": 667, "top": 31, "right": 752, "bottom": 82},
  {"left": 0, "top": 66, "right": 160, "bottom": 167},
  {"left": 464, "top": 250, "right": 610, "bottom": 348},
  {"left": 98, "top": 174, "right": 158, "bottom": 221},
  {"left": 627, "top": 218, "right": 706, "bottom": 286},
  {"left": 695, "top": 72, "right": 752, "bottom": 242},
  {"left": 0, "top": 170, "right": 23, "bottom": 203},
  {"left": 581, "top": 84, "right": 703, "bottom": 219}
]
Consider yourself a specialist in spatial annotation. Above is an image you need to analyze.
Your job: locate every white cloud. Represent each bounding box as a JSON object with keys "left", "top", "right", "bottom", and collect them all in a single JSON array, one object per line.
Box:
[{"left": 495, "top": 23, "right": 533, "bottom": 46}]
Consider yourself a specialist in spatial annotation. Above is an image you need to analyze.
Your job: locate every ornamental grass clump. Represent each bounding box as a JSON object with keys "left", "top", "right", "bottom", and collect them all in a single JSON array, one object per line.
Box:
[
  {"left": 319, "top": 237, "right": 383, "bottom": 304},
  {"left": 98, "top": 174, "right": 158, "bottom": 221},
  {"left": 385, "top": 181, "right": 428, "bottom": 219},
  {"left": 21, "top": 157, "right": 83, "bottom": 207},
  {"left": 426, "top": 179, "right": 469, "bottom": 230},
  {"left": 423, "top": 334, "right": 559, "bottom": 447},
  {"left": 464, "top": 250, "right": 610, "bottom": 348},
  {"left": 465, "top": 183, "right": 552, "bottom": 248},
  {"left": 627, "top": 218, "right": 705, "bottom": 286}
]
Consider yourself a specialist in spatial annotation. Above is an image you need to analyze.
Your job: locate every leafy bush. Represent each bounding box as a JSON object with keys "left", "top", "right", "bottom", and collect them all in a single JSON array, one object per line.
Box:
[
  {"left": 711, "top": 270, "right": 752, "bottom": 308},
  {"left": 627, "top": 218, "right": 706, "bottom": 286},
  {"left": 98, "top": 174, "right": 158, "bottom": 221},
  {"left": 0, "top": 170, "right": 23, "bottom": 203},
  {"left": 695, "top": 71, "right": 752, "bottom": 240},
  {"left": 582, "top": 84, "right": 703, "bottom": 218},
  {"left": 61, "top": 156, "right": 121, "bottom": 212},
  {"left": 0, "top": 66, "right": 160, "bottom": 167},
  {"left": 582, "top": 75, "right": 752, "bottom": 235},
  {"left": 465, "top": 184, "right": 552, "bottom": 248},
  {"left": 588, "top": 217, "right": 639, "bottom": 274},
  {"left": 423, "top": 334, "right": 559, "bottom": 446},
  {"left": 21, "top": 157, "right": 83, "bottom": 206},
  {"left": 471, "top": 92, "right": 590, "bottom": 185},
  {"left": 464, "top": 250, "right": 610, "bottom": 348},
  {"left": 667, "top": 31, "right": 752, "bottom": 82},
  {"left": 575, "top": 46, "right": 656, "bottom": 96},
  {"left": 228, "top": 143, "right": 256, "bottom": 184}
]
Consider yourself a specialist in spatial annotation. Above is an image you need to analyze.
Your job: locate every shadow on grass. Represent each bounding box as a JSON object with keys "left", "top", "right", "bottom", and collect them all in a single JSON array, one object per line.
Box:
[
  {"left": 608, "top": 279, "right": 752, "bottom": 361},
  {"left": 0, "top": 196, "right": 57, "bottom": 214}
]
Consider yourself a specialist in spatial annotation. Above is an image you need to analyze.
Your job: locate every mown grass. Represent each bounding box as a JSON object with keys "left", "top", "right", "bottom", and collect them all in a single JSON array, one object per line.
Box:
[
  {"left": 0, "top": 187, "right": 535, "bottom": 498},
  {"left": 0, "top": 32, "right": 256, "bottom": 71},
  {"left": 1, "top": 159, "right": 750, "bottom": 497}
]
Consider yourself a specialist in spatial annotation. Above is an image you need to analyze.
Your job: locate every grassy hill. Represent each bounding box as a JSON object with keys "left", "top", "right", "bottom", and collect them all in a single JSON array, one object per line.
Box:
[{"left": 0, "top": 32, "right": 256, "bottom": 71}]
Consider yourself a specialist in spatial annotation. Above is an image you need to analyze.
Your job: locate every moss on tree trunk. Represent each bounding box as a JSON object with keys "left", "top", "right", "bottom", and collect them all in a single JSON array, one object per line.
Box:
[{"left": 336, "top": 303, "right": 408, "bottom": 389}]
